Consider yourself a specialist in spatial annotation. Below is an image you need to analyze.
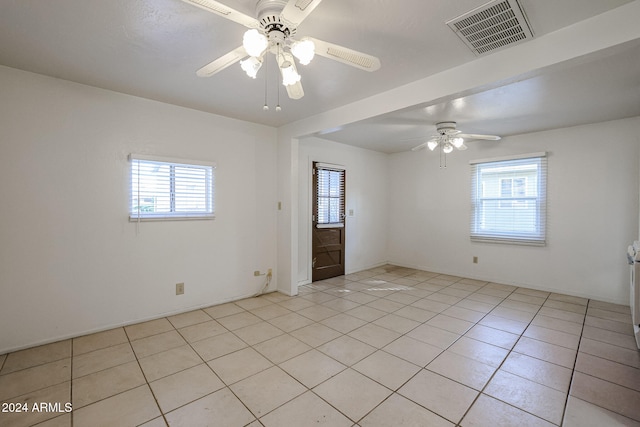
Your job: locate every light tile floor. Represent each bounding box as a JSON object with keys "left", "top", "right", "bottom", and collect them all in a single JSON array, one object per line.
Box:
[{"left": 1, "top": 265, "right": 639, "bottom": 426}]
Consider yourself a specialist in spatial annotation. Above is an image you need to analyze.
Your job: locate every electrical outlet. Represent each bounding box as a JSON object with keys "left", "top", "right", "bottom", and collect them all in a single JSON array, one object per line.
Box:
[
  {"left": 473, "top": 256, "right": 478, "bottom": 264},
  {"left": 176, "top": 282, "right": 184, "bottom": 295}
]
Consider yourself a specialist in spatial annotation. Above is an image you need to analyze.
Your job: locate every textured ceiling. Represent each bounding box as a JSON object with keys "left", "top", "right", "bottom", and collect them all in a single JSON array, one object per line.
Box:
[{"left": 0, "top": 0, "right": 637, "bottom": 152}]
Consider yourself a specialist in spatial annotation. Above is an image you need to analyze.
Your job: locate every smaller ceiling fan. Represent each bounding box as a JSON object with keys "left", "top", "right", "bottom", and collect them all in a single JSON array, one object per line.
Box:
[
  {"left": 411, "top": 121, "right": 501, "bottom": 153},
  {"left": 180, "top": 0, "right": 381, "bottom": 102}
]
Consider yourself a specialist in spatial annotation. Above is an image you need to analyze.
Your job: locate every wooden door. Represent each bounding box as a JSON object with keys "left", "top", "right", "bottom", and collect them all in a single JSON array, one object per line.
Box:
[{"left": 312, "top": 162, "right": 346, "bottom": 282}]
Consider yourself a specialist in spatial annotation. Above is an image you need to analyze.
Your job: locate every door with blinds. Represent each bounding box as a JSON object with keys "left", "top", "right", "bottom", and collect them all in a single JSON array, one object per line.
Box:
[{"left": 312, "top": 162, "right": 346, "bottom": 281}]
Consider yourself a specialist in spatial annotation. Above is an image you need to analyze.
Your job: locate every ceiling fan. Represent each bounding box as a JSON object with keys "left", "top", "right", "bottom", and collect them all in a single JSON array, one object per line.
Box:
[
  {"left": 411, "top": 121, "right": 501, "bottom": 153},
  {"left": 180, "top": 0, "right": 382, "bottom": 101}
]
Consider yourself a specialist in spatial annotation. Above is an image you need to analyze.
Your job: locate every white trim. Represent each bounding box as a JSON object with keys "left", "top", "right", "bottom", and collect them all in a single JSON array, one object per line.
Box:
[
  {"left": 470, "top": 236, "right": 546, "bottom": 246},
  {"left": 129, "top": 153, "right": 216, "bottom": 168},
  {"left": 315, "top": 162, "right": 345, "bottom": 171},
  {"left": 128, "top": 214, "right": 214, "bottom": 222},
  {"left": 316, "top": 223, "right": 344, "bottom": 228},
  {"left": 470, "top": 151, "right": 547, "bottom": 165}
]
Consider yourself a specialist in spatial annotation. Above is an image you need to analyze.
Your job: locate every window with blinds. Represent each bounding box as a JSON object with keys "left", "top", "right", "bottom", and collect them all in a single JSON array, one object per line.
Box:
[
  {"left": 314, "top": 163, "right": 345, "bottom": 228},
  {"left": 129, "top": 154, "right": 215, "bottom": 221},
  {"left": 470, "top": 152, "right": 547, "bottom": 245}
]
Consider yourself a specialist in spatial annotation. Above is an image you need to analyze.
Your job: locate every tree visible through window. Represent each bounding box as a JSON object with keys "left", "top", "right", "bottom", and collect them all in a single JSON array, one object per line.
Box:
[{"left": 471, "top": 153, "right": 547, "bottom": 245}]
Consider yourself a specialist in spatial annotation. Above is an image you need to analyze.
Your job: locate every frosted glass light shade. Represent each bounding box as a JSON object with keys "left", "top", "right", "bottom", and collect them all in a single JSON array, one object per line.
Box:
[
  {"left": 280, "top": 62, "right": 301, "bottom": 86},
  {"left": 291, "top": 39, "right": 315, "bottom": 65},
  {"left": 443, "top": 143, "right": 454, "bottom": 154},
  {"left": 243, "top": 29, "right": 268, "bottom": 57},
  {"left": 240, "top": 56, "right": 262, "bottom": 78},
  {"left": 427, "top": 141, "right": 438, "bottom": 151},
  {"left": 452, "top": 137, "right": 464, "bottom": 148}
]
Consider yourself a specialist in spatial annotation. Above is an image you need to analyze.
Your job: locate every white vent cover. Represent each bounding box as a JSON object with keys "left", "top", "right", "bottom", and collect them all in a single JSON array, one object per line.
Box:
[{"left": 447, "top": 0, "right": 533, "bottom": 56}]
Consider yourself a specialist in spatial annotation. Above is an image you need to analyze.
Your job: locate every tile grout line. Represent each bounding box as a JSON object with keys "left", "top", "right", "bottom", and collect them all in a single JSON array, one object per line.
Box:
[
  {"left": 256, "top": 274, "right": 450, "bottom": 425},
  {"left": 563, "top": 302, "right": 640, "bottom": 423},
  {"left": 70, "top": 338, "right": 74, "bottom": 427},
  {"left": 171, "top": 311, "right": 266, "bottom": 425},
  {"left": 122, "top": 324, "right": 170, "bottom": 427},
  {"left": 559, "top": 298, "right": 589, "bottom": 426},
  {"left": 453, "top": 286, "right": 559, "bottom": 426},
  {"left": 4, "top": 267, "right": 635, "bottom": 426},
  {"left": 322, "top": 276, "right": 512, "bottom": 426}
]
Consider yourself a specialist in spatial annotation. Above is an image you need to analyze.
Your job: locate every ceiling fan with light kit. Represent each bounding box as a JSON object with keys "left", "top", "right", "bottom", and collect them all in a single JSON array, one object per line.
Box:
[
  {"left": 180, "top": 0, "right": 381, "bottom": 107},
  {"left": 411, "top": 122, "right": 501, "bottom": 167}
]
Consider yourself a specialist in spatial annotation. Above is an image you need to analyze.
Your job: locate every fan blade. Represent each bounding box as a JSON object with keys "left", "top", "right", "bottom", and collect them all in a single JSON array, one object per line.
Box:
[
  {"left": 458, "top": 133, "right": 501, "bottom": 141},
  {"left": 196, "top": 46, "right": 247, "bottom": 77},
  {"left": 306, "top": 37, "right": 381, "bottom": 72},
  {"left": 280, "top": 0, "right": 323, "bottom": 27},
  {"left": 286, "top": 80, "right": 305, "bottom": 100},
  {"left": 181, "top": 0, "right": 259, "bottom": 28}
]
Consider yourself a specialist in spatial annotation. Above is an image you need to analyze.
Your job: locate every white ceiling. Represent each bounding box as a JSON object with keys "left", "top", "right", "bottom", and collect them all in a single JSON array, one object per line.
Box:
[
  {"left": 318, "top": 40, "right": 640, "bottom": 153},
  {"left": 0, "top": 0, "right": 638, "bottom": 152}
]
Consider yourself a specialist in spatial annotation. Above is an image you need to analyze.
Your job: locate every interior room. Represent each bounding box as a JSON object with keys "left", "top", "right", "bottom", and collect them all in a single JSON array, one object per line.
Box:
[{"left": 0, "top": 0, "right": 639, "bottom": 426}]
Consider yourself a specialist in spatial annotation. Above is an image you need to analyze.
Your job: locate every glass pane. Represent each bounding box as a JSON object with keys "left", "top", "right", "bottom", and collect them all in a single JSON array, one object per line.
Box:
[
  {"left": 174, "top": 166, "right": 207, "bottom": 212},
  {"left": 132, "top": 162, "right": 171, "bottom": 214},
  {"left": 316, "top": 168, "right": 344, "bottom": 224}
]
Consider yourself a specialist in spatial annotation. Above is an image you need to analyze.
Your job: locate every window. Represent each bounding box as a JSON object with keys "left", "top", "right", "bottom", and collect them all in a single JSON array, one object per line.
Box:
[
  {"left": 499, "top": 177, "right": 527, "bottom": 208},
  {"left": 314, "top": 163, "right": 345, "bottom": 228},
  {"left": 129, "top": 154, "right": 215, "bottom": 221},
  {"left": 470, "top": 152, "right": 547, "bottom": 245}
]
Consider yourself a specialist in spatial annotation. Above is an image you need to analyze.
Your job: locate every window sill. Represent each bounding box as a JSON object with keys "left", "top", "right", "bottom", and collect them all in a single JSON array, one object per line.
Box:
[
  {"left": 471, "top": 236, "right": 545, "bottom": 247},
  {"left": 129, "top": 215, "right": 215, "bottom": 222}
]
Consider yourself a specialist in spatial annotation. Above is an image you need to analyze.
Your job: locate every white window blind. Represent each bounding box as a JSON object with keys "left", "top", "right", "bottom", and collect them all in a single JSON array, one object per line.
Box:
[
  {"left": 130, "top": 154, "right": 215, "bottom": 221},
  {"left": 470, "top": 152, "right": 547, "bottom": 245},
  {"left": 315, "top": 163, "right": 345, "bottom": 228}
]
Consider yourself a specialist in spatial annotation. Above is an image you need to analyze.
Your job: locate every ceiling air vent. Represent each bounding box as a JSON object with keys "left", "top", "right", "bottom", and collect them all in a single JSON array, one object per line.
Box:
[{"left": 446, "top": 0, "right": 534, "bottom": 56}]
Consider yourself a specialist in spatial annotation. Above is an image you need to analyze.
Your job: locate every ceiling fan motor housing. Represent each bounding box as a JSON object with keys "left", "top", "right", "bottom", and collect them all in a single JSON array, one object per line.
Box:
[
  {"left": 256, "top": 0, "right": 295, "bottom": 37},
  {"left": 436, "top": 121, "right": 459, "bottom": 135}
]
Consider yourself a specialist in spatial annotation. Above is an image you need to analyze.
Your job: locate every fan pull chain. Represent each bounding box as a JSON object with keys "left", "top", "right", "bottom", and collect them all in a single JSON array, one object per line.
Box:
[
  {"left": 439, "top": 144, "right": 447, "bottom": 168},
  {"left": 276, "top": 43, "right": 282, "bottom": 111},
  {"left": 263, "top": 52, "right": 269, "bottom": 111}
]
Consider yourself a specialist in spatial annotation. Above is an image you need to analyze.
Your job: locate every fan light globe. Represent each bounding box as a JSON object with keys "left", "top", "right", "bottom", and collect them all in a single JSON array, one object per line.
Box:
[
  {"left": 240, "top": 56, "right": 262, "bottom": 79},
  {"left": 280, "top": 62, "right": 301, "bottom": 86},
  {"left": 443, "top": 143, "right": 454, "bottom": 154},
  {"left": 452, "top": 137, "right": 464, "bottom": 148},
  {"left": 427, "top": 141, "right": 438, "bottom": 151},
  {"left": 291, "top": 39, "right": 315, "bottom": 65},
  {"left": 243, "top": 29, "right": 268, "bottom": 57}
]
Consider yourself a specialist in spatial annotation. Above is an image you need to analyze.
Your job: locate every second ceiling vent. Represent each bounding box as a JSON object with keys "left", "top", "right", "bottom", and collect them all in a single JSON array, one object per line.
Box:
[{"left": 447, "top": 0, "right": 534, "bottom": 56}]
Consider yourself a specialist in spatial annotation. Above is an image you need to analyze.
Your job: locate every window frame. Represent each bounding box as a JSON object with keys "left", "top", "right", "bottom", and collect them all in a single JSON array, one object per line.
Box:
[
  {"left": 129, "top": 154, "right": 215, "bottom": 222},
  {"left": 470, "top": 152, "right": 547, "bottom": 246},
  {"left": 313, "top": 162, "right": 346, "bottom": 229}
]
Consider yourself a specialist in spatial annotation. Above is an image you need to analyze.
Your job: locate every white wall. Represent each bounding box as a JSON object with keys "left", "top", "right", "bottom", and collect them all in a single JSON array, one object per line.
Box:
[
  {"left": 276, "top": 2, "right": 640, "bottom": 297},
  {"left": 0, "top": 66, "right": 278, "bottom": 353},
  {"left": 387, "top": 117, "right": 640, "bottom": 304},
  {"left": 298, "top": 137, "right": 389, "bottom": 284}
]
